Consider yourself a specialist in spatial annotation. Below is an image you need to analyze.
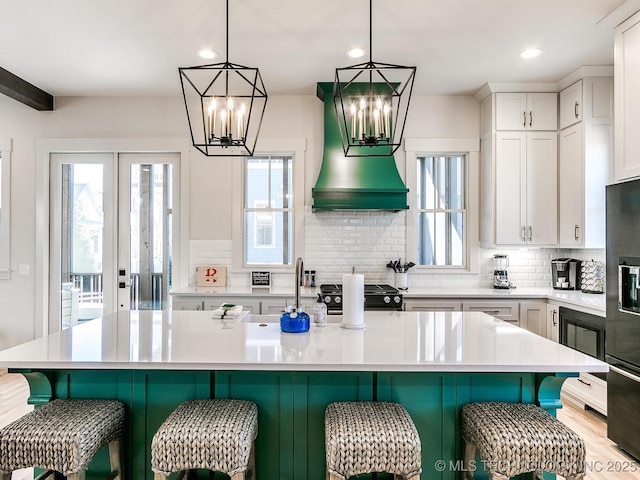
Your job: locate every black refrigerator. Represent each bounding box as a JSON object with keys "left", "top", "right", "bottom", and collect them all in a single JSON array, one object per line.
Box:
[{"left": 606, "top": 178, "right": 640, "bottom": 460}]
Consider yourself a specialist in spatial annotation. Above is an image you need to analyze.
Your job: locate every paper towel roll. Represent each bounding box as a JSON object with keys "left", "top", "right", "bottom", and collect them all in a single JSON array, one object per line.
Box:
[{"left": 342, "top": 273, "right": 365, "bottom": 328}]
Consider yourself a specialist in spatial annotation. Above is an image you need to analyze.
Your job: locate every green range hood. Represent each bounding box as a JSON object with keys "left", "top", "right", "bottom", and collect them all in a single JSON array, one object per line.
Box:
[{"left": 312, "top": 82, "right": 408, "bottom": 211}]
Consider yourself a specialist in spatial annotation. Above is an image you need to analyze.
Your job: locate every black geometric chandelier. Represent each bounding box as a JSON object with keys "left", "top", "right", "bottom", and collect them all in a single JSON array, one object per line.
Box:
[
  {"left": 179, "top": 0, "right": 267, "bottom": 157},
  {"left": 333, "top": 0, "right": 416, "bottom": 157}
]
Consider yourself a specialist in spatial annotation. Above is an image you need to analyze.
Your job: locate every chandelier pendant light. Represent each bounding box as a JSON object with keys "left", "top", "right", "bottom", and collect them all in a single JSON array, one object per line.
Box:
[
  {"left": 179, "top": 0, "right": 267, "bottom": 157},
  {"left": 333, "top": 0, "right": 416, "bottom": 157}
]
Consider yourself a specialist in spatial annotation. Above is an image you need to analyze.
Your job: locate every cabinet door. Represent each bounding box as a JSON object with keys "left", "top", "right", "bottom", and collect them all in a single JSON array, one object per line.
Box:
[
  {"left": 260, "top": 299, "right": 288, "bottom": 315},
  {"left": 559, "top": 124, "right": 584, "bottom": 246},
  {"left": 526, "top": 132, "right": 558, "bottom": 245},
  {"left": 527, "top": 93, "right": 558, "bottom": 131},
  {"left": 203, "top": 297, "right": 260, "bottom": 313},
  {"left": 519, "top": 301, "right": 547, "bottom": 336},
  {"left": 495, "top": 93, "right": 527, "bottom": 130},
  {"left": 559, "top": 81, "right": 583, "bottom": 129},
  {"left": 546, "top": 304, "right": 559, "bottom": 342},
  {"left": 495, "top": 132, "right": 526, "bottom": 244},
  {"left": 403, "top": 300, "right": 462, "bottom": 312},
  {"left": 615, "top": 12, "right": 640, "bottom": 181},
  {"left": 171, "top": 298, "right": 204, "bottom": 310}
]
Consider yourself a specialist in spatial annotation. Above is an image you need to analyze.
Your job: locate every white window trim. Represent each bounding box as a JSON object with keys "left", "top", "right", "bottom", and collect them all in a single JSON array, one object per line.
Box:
[
  {"left": 232, "top": 138, "right": 306, "bottom": 272},
  {"left": 404, "top": 138, "right": 480, "bottom": 274},
  {"left": 35, "top": 138, "right": 190, "bottom": 337},
  {"left": 0, "top": 138, "right": 12, "bottom": 280}
]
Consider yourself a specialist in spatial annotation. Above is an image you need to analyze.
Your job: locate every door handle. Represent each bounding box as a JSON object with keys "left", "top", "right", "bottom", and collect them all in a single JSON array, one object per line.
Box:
[
  {"left": 574, "top": 102, "right": 579, "bottom": 119},
  {"left": 521, "top": 226, "right": 526, "bottom": 242},
  {"left": 552, "top": 309, "right": 557, "bottom": 326},
  {"left": 577, "top": 378, "right": 592, "bottom": 387},
  {"left": 522, "top": 111, "right": 527, "bottom": 128},
  {"left": 528, "top": 226, "right": 532, "bottom": 242},
  {"left": 574, "top": 224, "right": 579, "bottom": 241},
  {"left": 529, "top": 111, "right": 532, "bottom": 128}
]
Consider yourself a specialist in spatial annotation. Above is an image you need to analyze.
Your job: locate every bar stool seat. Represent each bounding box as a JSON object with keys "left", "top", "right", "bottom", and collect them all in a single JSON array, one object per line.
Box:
[
  {"left": 151, "top": 399, "right": 258, "bottom": 480},
  {"left": 0, "top": 398, "right": 125, "bottom": 480},
  {"left": 461, "top": 402, "right": 586, "bottom": 480},
  {"left": 325, "top": 401, "right": 422, "bottom": 480}
]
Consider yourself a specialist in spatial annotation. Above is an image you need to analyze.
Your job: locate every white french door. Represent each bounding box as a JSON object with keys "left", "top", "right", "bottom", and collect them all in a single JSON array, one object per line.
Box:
[{"left": 49, "top": 152, "right": 179, "bottom": 331}]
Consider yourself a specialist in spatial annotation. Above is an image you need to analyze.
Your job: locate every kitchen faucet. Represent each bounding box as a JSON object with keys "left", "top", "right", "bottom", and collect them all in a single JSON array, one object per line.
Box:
[{"left": 294, "top": 257, "right": 303, "bottom": 311}]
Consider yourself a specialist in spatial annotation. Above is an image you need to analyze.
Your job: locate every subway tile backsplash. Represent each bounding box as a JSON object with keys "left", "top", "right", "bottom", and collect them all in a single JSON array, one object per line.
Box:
[{"left": 189, "top": 210, "right": 605, "bottom": 289}]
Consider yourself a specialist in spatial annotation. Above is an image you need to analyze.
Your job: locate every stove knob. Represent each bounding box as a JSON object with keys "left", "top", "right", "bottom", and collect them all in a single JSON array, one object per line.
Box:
[
  {"left": 324, "top": 296, "right": 331, "bottom": 304},
  {"left": 335, "top": 296, "right": 341, "bottom": 304},
  {"left": 393, "top": 296, "right": 401, "bottom": 304},
  {"left": 383, "top": 296, "right": 391, "bottom": 304}
]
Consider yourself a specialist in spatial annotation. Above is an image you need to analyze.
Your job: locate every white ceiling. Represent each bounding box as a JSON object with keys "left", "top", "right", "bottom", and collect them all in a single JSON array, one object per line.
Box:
[{"left": 0, "top": 0, "right": 628, "bottom": 97}]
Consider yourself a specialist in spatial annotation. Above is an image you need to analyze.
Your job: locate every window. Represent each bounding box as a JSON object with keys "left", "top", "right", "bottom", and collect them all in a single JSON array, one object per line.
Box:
[
  {"left": 244, "top": 155, "right": 293, "bottom": 265},
  {"left": 416, "top": 155, "right": 466, "bottom": 266}
]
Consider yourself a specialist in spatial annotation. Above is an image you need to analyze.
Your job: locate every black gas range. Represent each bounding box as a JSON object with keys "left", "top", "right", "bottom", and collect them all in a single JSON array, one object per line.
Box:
[{"left": 319, "top": 283, "right": 403, "bottom": 314}]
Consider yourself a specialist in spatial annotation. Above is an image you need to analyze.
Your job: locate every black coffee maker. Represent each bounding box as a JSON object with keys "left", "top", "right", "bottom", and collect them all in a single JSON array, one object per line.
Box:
[{"left": 551, "top": 258, "right": 581, "bottom": 290}]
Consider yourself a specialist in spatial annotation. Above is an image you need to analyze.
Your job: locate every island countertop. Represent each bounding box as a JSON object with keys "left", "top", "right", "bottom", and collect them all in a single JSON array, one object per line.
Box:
[{"left": 0, "top": 310, "right": 607, "bottom": 374}]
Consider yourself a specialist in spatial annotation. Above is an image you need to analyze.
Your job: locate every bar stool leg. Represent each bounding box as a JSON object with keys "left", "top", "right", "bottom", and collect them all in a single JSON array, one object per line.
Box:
[
  {"left": 67, "top": 472, "right": 86, "bottom": 480},
  {"left": 463, "top": 440, "right": 476, "bottom": 480},
  {"left": 109, "top": 437, "right": 124, "bottom": 480},
  {"left": 0, "top": 473, "right": 10, "bottom": 480},
  {"left": 154, "top": 474, "right": 168, "bottom": 480}
]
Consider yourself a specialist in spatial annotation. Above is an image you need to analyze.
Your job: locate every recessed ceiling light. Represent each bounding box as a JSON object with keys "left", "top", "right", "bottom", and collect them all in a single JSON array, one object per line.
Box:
[
  {"left": 197, "top": 49, "right": 218, "bottom": 60},
  {"left": 519, "top": 48, "right": 543, "bottom": 59},
  {"left": 346, "top": 47, "right": 365, "bottom": 59}
]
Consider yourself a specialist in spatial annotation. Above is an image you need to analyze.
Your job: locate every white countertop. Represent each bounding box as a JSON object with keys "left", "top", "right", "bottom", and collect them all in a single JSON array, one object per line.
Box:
[{"left": 0, "top": 310, "right": 607, "bottom": 374}]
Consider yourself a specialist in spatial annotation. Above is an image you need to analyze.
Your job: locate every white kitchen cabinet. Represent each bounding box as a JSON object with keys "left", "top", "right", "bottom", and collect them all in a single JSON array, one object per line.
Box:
[
  {"left": 563, "top": 373, "right": 607, "bottom": 416},
  {"left": 495, "top": 92, "right": 557, "bottom": 131},
  {"left": 462, "top": 301, "right": 519, "bottom": 324},
  {"left": 403, "top": 300, "right": 462, "bottom": 312},
  {"left": 559, "top": 80, "right": 583, "bottom": 129},
  {"left": 546, "top": 304, "right": 559, "bottom": 342},
  {"left": 614, "top": 10, "right": 640, "bottom": 181},
  {"left": 519, "top": 301, "right": 547, "bottom": 337},
  {"left": 203, "top": 297, "right": 260, "bottom": 313},
  {"left": 171, "top": 298, "right": 204, "bottom": 311},
  {"left": 495, "top": 131, "right": 558, "bottom": 245},
  {"left": 558, "top": 77, "right": 612, "bottom": 248}
]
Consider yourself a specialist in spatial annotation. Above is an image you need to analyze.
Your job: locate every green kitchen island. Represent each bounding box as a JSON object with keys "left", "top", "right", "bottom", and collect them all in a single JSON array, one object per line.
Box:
[{"left": 0, "top": 310, "right": 607, "bottom": 480}]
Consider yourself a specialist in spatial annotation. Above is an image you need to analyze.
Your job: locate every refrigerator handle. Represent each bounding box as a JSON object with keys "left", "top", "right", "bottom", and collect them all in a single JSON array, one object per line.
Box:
[{"left": 610, "top": 364, "right": 640, "bottom": 383}]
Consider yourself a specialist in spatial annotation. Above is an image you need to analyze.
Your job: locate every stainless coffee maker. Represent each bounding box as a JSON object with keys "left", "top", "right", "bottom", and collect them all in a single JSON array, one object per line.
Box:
[
  {"left": 552, "top": 258, "right": 581, "bottom": 290},
  {"left": 493, "top": 254, "right": 511, "bottom": 289}
]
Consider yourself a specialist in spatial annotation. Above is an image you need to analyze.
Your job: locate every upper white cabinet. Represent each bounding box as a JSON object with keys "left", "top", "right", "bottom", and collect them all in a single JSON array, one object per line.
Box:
[
  {"left": 614, "top": 10, "right": 640, "bottom": 181},
  {"left": 559, "top": 81, "right": 583, "bottom": 129},
  {"left": 495, "top": 93, "right": 558, "bottom": 131},
  {"left": 480, "top": 91, "right": 558, "bottom": 247},
  {"left": 558, "top": 77, "right": 612, "bottom": 248},
  {"left": 495, "top": 131, "right": 558, "bottom": 245}
]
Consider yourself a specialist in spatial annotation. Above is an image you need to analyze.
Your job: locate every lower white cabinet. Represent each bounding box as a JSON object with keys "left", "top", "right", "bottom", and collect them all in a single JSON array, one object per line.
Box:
[
  {"left": 519, "top": 301, "right": 547, "bottom": 337},
  {"left": 171, "top": 298, "right": 204, "bottom": 311},
  {"left": 562, "top": 373, "right": 607, "bottom": 416},
  {"left": 462, "top": 301, "right": 520, "bottom": 324},
  {"left": 203, "top": 298, "right": 260, "bottom": 313},
  {"left": 546, "top": 304, "right": 560, "bottom": 342}
]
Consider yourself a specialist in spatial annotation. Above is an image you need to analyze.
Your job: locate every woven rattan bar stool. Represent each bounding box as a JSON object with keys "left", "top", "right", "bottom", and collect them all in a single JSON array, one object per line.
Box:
[
  {"left": 151, "top": 399, "right": 258, "bottom": 480},
  {"left": 0, "top": 398, "right": 125, "bottom": 480},
  {"left": 325, "top": 401, "right": 422, "bottom": 480},
  {"left": 461, "top": 402, "right": 586, "bottom": 480}
]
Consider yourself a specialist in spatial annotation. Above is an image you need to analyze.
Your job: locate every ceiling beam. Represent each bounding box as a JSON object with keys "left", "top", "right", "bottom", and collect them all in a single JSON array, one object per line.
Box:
[{"left": 0, "top": 66, "right": 54, "bottom": 111}]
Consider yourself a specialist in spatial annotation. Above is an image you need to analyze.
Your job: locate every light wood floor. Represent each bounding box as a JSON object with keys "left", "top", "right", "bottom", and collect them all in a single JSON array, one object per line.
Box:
[{"left": 557, "top": 397, "right": 640, "bottom": 479}]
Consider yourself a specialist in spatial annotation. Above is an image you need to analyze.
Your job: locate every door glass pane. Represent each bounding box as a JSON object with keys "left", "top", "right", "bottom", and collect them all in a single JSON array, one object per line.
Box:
[
  {"left": 61, "top": 164, "right": 104, "bottom": 329},
  {"left": 129, "top": 164, "right": 172, "bottom": 310}
]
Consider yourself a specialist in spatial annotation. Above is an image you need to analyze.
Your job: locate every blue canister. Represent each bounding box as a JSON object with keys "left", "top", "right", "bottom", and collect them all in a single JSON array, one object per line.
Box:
[{"left": 280, "top": 308, "right": 310, "bottom": 333}]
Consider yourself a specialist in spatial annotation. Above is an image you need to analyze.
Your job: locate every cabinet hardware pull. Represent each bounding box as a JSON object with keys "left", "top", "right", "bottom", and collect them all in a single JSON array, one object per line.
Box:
[
  {"left": 552, "top": 310, "right": 557, "bottom": 326},
  {"left": 574, "top": 224, "right": 579, "bottom": 240},
  {"left": 521, "top": 226, "right": 526, "bottom": 241},
  {"left": 523, "top": 111, "right": 527, "bottom": 128},
  {"left": 484, "top": 310, "right": 501, "bottom": 314},
  {"left": 529, "top": 111, "right": 533, "bottom": 127},
  {"left": 574, "top": 102, "right": 579, "bottom": 118},
  {"left": 528, "top": 226, "right": 532, "bottom": 241},
  {"left": 577, "top": 378, "right": 592, "bottom": 387},
  {"left": 611, "top": 365, "right": 640, "bottom": 383}
]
